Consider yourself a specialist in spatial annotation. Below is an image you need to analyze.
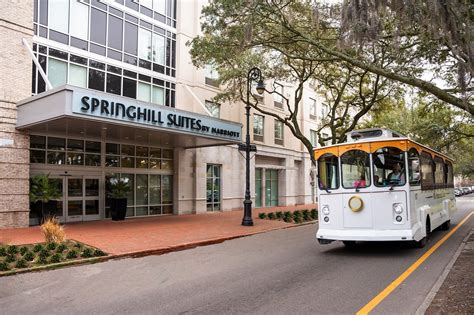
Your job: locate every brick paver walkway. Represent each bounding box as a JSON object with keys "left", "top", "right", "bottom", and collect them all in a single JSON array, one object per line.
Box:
[{"left": 0, "top": 204, "right": 317, "bottom": 256}]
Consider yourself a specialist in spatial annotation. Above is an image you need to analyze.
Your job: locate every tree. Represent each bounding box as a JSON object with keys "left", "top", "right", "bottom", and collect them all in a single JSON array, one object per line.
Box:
[
  {"left": 189, "top": 0, "right": 404, "bottom": 158},
  {"left": 192, "top": 0, "right": 472, "bottom": 115}
]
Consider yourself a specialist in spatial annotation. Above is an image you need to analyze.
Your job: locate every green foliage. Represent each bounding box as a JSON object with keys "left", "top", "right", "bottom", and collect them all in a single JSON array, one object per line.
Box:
[
  {"left": 0, "top": 262, "right": 10, "bottom": 271},
  {"left": 302, "top": 209, "right": 311, "bottom": 221},
  {"left": 66, "top": 250, "right": 78, "bottom": 259},
  {"left": 46, "top": 243, "right": 57, "bottom": 251},
  {"left": 267, "top": 212, "right": 276, "bottom": 220},
  {"left": 108, "top": 177, "right": 131, "bottom": 199},
  {"left": 258, "top": 212, "right": 267, "bottom": 219},
  {"left": 293, "top": 210, "right": 302, "bottom": 223},
  {"left": 7, "top": 245, "right": 18, "bottom": 255},
  {"left": 49, "top": 254, "right": 62, "bottom": 264},
  {"left": 33, "top": 244, "right": 43, "bottom": 253},
  {"left": 275, "top": 211, "right": 283, "bottom": 219},
  {"left": 56, "top": 243, "right": 67, "bottom": 253},
  {"left": 37, "top": 255, "right": 48, "bottom": 265},
  {"left": 310, "top": 209, "right": 318, "bottom": 220},
  {"left": 93, "top": 249, "right": 106, "bottom": 257},
  {"left": 39, "top": 249, "right": 50, "bottom": 259},
  {"left": 29, "top": 174, "right": 61, "bottom": 203},
  {"left": 73, "top": 242, "right": 82, "bottom": 249},
  {"left": 15, "top": 259, "right": 28, "bottom": 269},
  {"left": 5, "top": 254, "right": 15, "bottom": 264},
  {"left": 23, "top": 251, "right": 35, "bottom": 262},
  {"left": 0, "top": 247, "right": 6, "bottom": 256},
  {"left": 19, "top": 246, "right": 28, "bottom": 256},
  {"left": 283, "top": 211, "right": 293, "bottom": 223},
  {"left": 81, "top": 248, "right": 93, "bottom": 258}
]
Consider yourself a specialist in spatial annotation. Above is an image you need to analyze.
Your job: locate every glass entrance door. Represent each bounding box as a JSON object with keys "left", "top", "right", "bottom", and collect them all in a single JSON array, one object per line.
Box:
[{"left": 66, "top": 176, "right": 101, "bottom": 222}]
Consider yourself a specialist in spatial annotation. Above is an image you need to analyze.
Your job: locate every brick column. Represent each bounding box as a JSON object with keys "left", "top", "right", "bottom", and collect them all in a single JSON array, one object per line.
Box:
[{"left": 0, "top": 0, "right": 33, "bottom": 227}]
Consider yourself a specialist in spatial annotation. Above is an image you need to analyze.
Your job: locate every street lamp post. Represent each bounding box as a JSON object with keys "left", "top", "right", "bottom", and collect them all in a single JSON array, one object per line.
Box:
[{"left": 242, "top": 67, "right": 265, "bottom": 226}]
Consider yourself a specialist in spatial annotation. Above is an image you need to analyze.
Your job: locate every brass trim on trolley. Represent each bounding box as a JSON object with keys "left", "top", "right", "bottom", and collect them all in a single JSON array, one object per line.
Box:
[{"left": 348, "top": 196, "right": 364, "bottom": 212}]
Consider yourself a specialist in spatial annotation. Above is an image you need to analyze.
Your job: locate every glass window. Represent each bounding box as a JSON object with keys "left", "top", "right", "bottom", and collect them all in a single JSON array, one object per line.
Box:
[
  {"left": 310, "top": 130, "right": 318, "bottom": 147},
  {"left": 152, "top": 86, "right": 164, "bottom": 105},
  {"left": 274, "top": 82, "right": 283, "bottom": 104},
  {"left": 137, "top": 82, "right": 151, "bottom": 102},
  {"left": 106, "top": 73, "right": 122, "bottom": 95},
  {"left": 205, "top": 64, "right": 219, "bottom": 80},
  {"left": 372, "top": 147, "right": 406, "bottom": 187},
  {"left": 420, "top": 152, "right": 435, "bottom": 188},
  {"left": 321, "top": 104, "right": 329, "bottom": 117},
  {"left": 48, "top": 58, "right": 67, "bottom": 88},
  {"left": 317, "top": 154, "right": 339, "bottom": 190},
  {"left": 69, "top": 64, "right": 87, "bottom": 88},
  {"left": 123, "top": 78, "right": 137, "bottom": 98},
  {"left": 274, "top": 120, "right": 283, "bottom": 140},
  {"left": 70, "top": 0, "right": 89, "bottom": 40},
  {"left": 108, "top": 15, "right": 123, "bottom": 50},
  {"left": 136, "top": 174, "right": 148, "bottom": 205},
  {"left": 206, "top": 164, "right": 221, "bottom": 211},
  {"left": 152, "top": 34, "right": 165, "bottom": 64},
  {"left": 309, "top": 98, "right": 317, "bottom": 118},
  {"left": 408, "top": 149, "right": 421, "bottom": 186},
  {"left": 153, "top": 0, "right": 166, "bottom": 15},
  {"left": 149, "top": 174, "right": 161, "bottom": 205},
  {"left": 90, "top": 8, "right": 107, "bottom": 45},
  {"left": 255, "top": 168, "right": 262, "bottom": 207},
  {"left": 341, "top": 150, "right": 371, "bottom": 189},
  {"left": 48, "top": 0, "right": 69, "bottom": 34},
  {"left": 265, "top": 169, "right": 278, "bottom": 206},
  {"left": 30, "top": 135, "right": 46, "bottom": 149},
  {"left": 162, "top": 175, "right": 172, "bottom": 204},
  {"left": 124, "top": 22, "right": 138, "bottom": 55},
  {"left": 446, "top": 161, "right": 454, "bottom": 186},
  {"left": 48, "top": 137, "right": 65, "bottom": 150},
  {"left": 434, "top": 157, "right": 445, "bottom": 185},
  {"left": 138, "top": 28, "right": 152, "bottom": 61},
  {"left": 253, "top": 114, "right": 264, "bottom": 136},
  {"left": 205, "top": 101, "right": 220, "bottom": 118},
  {"left": 88, "top": 69, "right": 105, "bottom": 91}
]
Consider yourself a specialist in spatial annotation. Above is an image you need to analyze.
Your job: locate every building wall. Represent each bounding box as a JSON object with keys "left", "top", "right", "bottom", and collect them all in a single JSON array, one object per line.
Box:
[{"left": 0, "top": 0, "right": 33, "bottom": 227}]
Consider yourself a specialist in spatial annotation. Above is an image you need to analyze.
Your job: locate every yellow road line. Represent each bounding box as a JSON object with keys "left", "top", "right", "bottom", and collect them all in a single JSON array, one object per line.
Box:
[{"left": 356, "top": 211, "right": 474, "bottom": 315}]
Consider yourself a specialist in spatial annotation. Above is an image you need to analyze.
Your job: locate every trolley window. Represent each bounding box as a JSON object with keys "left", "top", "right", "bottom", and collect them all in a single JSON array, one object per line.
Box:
[
  {"left": 372, "top": 147, "right": 406, "bottom": 187},
  {"left": 408, "top": 148, "right": 421, "bottom": 186},
  {"left": 317, "top": 154, "right": 339, "bottom": 190},
  {"left": 434, "top": 156, "right": 445, "bottom": 186},
  {"left": 341, "top": 150, "right": 371, "bottom": 189},
  {"left": 420, "top": 151, "right": 435, "bottom": 189}
]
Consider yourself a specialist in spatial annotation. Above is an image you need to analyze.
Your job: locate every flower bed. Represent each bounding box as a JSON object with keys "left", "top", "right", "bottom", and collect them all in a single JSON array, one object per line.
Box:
[
  {"left": 258, "top": 209, "right": 318, "bottom": 224},
  {"left": 0, "top": 240, "right": 107, "bottom": 274}
]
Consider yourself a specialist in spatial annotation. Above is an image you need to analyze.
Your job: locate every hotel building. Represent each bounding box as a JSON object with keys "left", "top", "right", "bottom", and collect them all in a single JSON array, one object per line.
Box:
[{"left": 0, "top": 0, "right": 324, "bottom": 228}]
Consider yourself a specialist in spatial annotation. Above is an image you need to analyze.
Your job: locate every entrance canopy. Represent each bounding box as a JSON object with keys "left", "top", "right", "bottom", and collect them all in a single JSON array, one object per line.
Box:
[{"left": 17, "top": 85, "right": 242, "bottom": 148}]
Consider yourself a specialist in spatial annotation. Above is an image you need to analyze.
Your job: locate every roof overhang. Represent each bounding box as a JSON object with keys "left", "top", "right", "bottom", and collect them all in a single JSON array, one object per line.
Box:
[{"left": 17, "top": 85, "right": 242, "bottom": 148}]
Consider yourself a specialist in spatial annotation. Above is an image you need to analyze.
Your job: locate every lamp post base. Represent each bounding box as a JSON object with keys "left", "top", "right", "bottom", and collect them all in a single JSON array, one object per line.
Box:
[{"left": 242, "top": 199, "right": 254, "bottom": 226}]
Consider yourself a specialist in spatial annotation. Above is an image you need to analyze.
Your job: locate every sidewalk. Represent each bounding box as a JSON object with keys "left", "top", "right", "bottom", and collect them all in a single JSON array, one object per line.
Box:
[{"left": 0, "top": 204, "right": 317, "bottom": 256}]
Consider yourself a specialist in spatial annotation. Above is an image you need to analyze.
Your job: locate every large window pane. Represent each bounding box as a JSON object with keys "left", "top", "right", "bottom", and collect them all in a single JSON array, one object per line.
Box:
[
  {"left": 152, "top": 86, "right": 164, "bottom": 105},
  {"left": 152, "top": 34, "right": 165, "bottom": 64},
  {"left": 138, "top": 28, "right": 152, "bottom": 61},
  {"left": 150, "top": 175, "right": 161, "bottom": 204},
  {"left": 153, "top": 0, "right": 166, "bottom": 15},
  {"left": 253, "top": 114, "right": 264, "bottom": 136},
  {"left": 317, "top": 154, "right": 339, "bottom": 190},
  {"left": 69, "top": 64, "right": 87, "bottom": 88},
  {"left": 124, "top": 22, "right": 138, "bottom": 55},
  {"left": 136, "top": 174, "right": 148, "bottom": 205},
  {"left": 90, "top": 8, "right": 107, "bottom": 45},
  {"left": 88, "top": 69, "right": 105, "bottom": 91},
  {"left": 123, "top": 78, "right": 137, "bottom": 98},
  {"left": 108, "top": 15, "right": 123, "bottom": 50},
  {"left": 48, "top": 0, "right": 69, "bottom": 34},
  {"left": 162, "top": 175, "right": 172, "bottom": 203},
  {"left": 48, "top": 58, "right": 67, "bottom": 88},
  {"left": 70, "top": 0, "right": 88, "bottom": 40},
  {"left": 341, "top": 150, "right": 371, "bottom": 189},
  {"left": 106, "top": 73, "right": 122, "bottom": 95},
  {"left": 137, "top": 82, "right": 151, "bottom": 102},
  {"left": 372, "top": 147, "right": 406, "bottom": 187}
]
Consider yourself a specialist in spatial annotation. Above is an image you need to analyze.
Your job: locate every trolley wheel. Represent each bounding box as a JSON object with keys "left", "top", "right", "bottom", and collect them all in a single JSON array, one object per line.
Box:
[
  {"left": 440, "top": 220, "right": 451, "bottom": 231},
  {"left": 415, "top": 218, "right": 431, "bottom": 248},
  {"left": 342, "top": 241, "right": 356, "bottom": 247}
]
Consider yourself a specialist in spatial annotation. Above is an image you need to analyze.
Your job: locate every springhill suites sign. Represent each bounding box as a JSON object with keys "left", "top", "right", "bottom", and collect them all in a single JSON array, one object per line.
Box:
[{"left": 72, "top": 91, "right": 241, "bottom": 141}]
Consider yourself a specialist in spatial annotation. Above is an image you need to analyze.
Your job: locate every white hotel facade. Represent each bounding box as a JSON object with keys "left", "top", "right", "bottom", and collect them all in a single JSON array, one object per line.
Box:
[{"left": 0, "top": 0, "right": 326, "bottom": 228}]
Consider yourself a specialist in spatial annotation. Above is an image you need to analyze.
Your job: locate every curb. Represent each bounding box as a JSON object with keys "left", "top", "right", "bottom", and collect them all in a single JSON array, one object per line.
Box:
[
  {"left": 415, "top": 229, "right": 473, "bottom": 315},
  {"left": 0, "top": 220, "right": 317, "bottom": 276}
]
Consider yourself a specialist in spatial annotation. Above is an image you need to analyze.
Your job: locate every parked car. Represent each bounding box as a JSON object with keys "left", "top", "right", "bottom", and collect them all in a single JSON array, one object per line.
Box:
[
  {"left": 461, "top": 187, "right": 471, "bottom": 195},
  {"left": 454, "top": 189, "right": 462, "bottom": 197}
]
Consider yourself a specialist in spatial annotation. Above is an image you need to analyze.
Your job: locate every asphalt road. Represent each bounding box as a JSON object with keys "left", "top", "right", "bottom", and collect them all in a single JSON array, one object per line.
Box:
[{"left": 1, "top": 196, "right": 473, "bottom": 315}]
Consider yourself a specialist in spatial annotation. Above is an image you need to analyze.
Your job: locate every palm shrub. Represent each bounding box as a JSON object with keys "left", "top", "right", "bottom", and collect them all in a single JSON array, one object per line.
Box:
[
  {"left": 93, "top": 249, "right": 106, "bottom": 257},
  {"left": 29, "top": 174, "right": 61, "bottom": 222},
  {"left": 275, "top": 211, "right": 283, "bottom": 220},
  {"left": 283, "top": 211, "right": 293, "bottom": 223},
  {"left": 7, "top": 245, "right": 18, "bottom": 255},
  {"left": 33, "top": 244, "right": 43, "bottom": 253},
  {"left": 302, "top": 209, "right": 311, "bottom": 222},
  {"left": 46, "top": 242, "right": 57, "bottom": 251},
  {"left": 0, "top": 261, "right": 10, "bottom": 271},
  {"left": 37, "top": 255, "right": 48, "bottom": 265},
  {"left": 49, "top": 253, "right": 62, "bottom": 263},
  {"left": 66, "top": 250, "right": 78, "bottom": 259},
  {"left": 15, "top": 259, "right": 28, "bottom": 269},
  {"left": 23, "top": 251, "right": 35, "bottom": 262},
  {"left": 293, "top": 210, "right": 302, "bottom": 223},
  {"left": 267, "top": 212, "right": 276, "bottom": 220},
  {"left": 5, "top": 254, "right": 15, "bottom": 264},
  {"left": 81, "top": 248, "right": 93, "bottom": 258},
  {"left": 20, "top": 246, "right": 28, "bottom": 255},
  {"left": 258, "top": 213, "right": 267, "bottom": 219},
  {"left": 310, "top": 209, "right": 318, "bottom": 220},
  {"left": 56, "top": 243, "right": 67, "bottom": 253},
  {"left": 0, "top": 247, "right": 6, "bottom": 256}
]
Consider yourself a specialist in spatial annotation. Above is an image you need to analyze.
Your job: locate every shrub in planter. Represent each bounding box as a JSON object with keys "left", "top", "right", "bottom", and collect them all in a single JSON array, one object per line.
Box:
[
  {"left": 73, "top": 243, "right": 82, "bottom": 249},
  {"left": 37, "top": 256, "right": 48, "bottom": 265},
  {"left": 56, "top": 243, "right": 67, "bottom": 253},
  {"left": 0, "top": 247, "right": 6, "bottom": 256},
  {"left": 24, "top": 251, "right": 35, "bottom": 262},
  {"left": 275, "top": 211, "right": 283, "bottom": 220},
  {"left": 39, "top": 249, "right": 50, "bottom": 259},
  {"left": 267, "top": 212, "right": 276, "bottom": 220},
  {"left": 258, "top": 213, "right": 267, "bottom": 219},
  {"left": 49, "top": 253, "right": 62, "bottom": 264},
  {"left": 41, "top": 218, "right": 65, "bottom": 243},
  {"left": 15, "top": 259, "right": 28, "bottom": 269},
  {"left": 5, "top": 254, "right": 15, "bottom": 264},
  {"left": 81, "top": 248, "right": 93, "bottom": 258},
  {"left": 302, "top": 209, "right": 311, "bottom": 221},
  {"left": 108, "top": 177, "right": 131, "bottom": 221},
  {"left": 93, "top": 249, "right": 106, "bottom": 257},
  {"left": 66, "top": 250, "right": 78, "bottom": 259},
  {"left": 33, "top": 244, "right": 43, "bottom": 253},
  {"left": 283, "top": 211, "right": 293, "bottom": 223},
  {"left": 0, "top": 261, "right": 10, "bottom": 271},
  {"left": 46, "top": 242, "right": 57, "bottom": 251},
  {"left": 310, "top": 209, "right": 318, "bottom": 220},
  {"left": 29, "top": 174, "right": 61, "bottom": 223},
  {"left": 293, "top": 210, "right": 302, "bottom": 223},
  {"left": 19, "top": 246, "right": 28, "bottom": 255},
  {"left": 7, "top": 245, "right": 18, "bottom": 255}
]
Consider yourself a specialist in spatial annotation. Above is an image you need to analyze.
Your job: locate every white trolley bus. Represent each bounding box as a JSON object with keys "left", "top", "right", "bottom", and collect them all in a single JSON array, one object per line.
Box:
[{"left": 315, "top": 129, "right": 456, "bottom": 247}]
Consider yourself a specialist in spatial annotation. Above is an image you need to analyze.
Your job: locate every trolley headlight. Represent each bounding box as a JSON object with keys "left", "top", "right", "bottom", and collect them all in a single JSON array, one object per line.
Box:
[
  {"left": 395, "top": 215, "right": 403, "bottom": 222},
  {"left": 393, "top": 203, "right": 404, "bottom": 214},
  {"left": 322, "top": 205, "right": 330, "bottom": 215}
]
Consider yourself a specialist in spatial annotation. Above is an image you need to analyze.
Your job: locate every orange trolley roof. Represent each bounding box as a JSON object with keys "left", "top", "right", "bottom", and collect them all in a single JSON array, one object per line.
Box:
[{"left": 313, "top": 138, "right": 454, "bottom": 162}]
